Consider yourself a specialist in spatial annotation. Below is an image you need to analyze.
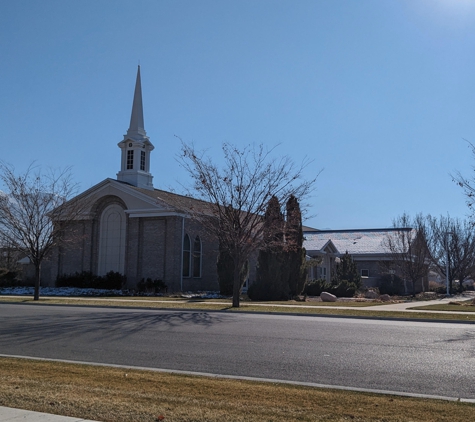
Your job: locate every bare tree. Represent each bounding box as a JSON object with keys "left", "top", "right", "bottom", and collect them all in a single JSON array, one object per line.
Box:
[
  {"left": 453, "top": 141, "right": 475, "bottom": 218},
  {"left": 0, "top": 163, "right": 84, "bottom": 300},
  {"left": 178, "top": 141, "right": 318, "bottom": 307},
  {"left": 383, "top": 213, "right": 430, "bottom": 297},
  {"left": 426, "top": 215, "right": 475, "bottom": 294}
]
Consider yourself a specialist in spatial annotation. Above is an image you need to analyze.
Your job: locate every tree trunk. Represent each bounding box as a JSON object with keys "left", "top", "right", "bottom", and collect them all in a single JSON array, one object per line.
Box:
[
  {"left": 232, "top": 264, "right": 241, "bottom": 308},
  {"left": 34, "top": 262, "right": 41, "bottom": 301}
]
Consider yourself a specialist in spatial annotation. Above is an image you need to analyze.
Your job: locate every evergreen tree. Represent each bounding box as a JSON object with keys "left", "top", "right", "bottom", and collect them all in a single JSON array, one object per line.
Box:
[
  {"left": 331, "top": 251, "right": 362, "bottom": 289},
  {"left": 217, "top": 243, "right": 249, "bottom": 296},
  {"left": 217, "top": 246, "right": 234, "bottom": 296},
  {"left": 249, "top": 196, "right": 289, "bottom": 300},
  {"left": 284, "top": 195, "right": 307, "bottom": 296}
]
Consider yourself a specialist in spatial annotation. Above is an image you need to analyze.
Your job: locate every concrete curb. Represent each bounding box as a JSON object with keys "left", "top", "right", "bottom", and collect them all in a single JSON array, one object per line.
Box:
[
  {"left": 1, "top": 354, "right": 474, "bottom": 405},
  {"left": 1, "top": 299, "right": 474, "bottom": 325}
]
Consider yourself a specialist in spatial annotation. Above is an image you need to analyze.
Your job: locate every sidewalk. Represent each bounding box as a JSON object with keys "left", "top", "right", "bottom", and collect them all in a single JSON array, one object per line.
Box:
[
  {"left": 2, "top": 292, "right": 475, "bottom": 315},
  {"left": 0, "top": 406, "right": 99, "bottom": 421}
]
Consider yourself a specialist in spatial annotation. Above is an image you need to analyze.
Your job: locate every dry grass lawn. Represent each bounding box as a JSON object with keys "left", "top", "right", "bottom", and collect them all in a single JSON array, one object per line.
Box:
[
  {"left": 411, "top": 299, "right": 475, "bottom": 312},
  {"left": 2, "top": 296, "right": 475, "bottom": 321},
  {"left": 0, "top": 357, "right": 473, "bottom": 421}
]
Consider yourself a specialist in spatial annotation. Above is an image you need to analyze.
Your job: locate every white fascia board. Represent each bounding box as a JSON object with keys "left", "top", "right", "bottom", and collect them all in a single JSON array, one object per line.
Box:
[
  {"left": 351, "top": 254, "right": 394, "bottom": 261},
  {"left": 125, "top": 209, "right": 187, "bottom": 218},
  {"left": 93, "top": 180, "right": 166, "bottom": 208},
  {"left": 306, "top": 250, "right": 327, "bottom": 256}
]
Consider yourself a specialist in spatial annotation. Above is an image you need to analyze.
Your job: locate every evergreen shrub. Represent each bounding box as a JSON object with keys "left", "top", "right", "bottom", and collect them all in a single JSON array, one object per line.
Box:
[
  {"left": 137, "top": 278, "right": 167, "bottom": 294},
  {"left": 56, "top": 271, "right": 126, "bottom": 290},
  {"left": 56, "top": 271, "right": 96, "bottom": 288},
  {"left": 304, "top": 279, "right": 329, "bottom": 296},
  {"left": 0, "top": 269, "right": 19, "bottom": 287},
  {"left": 304, "top": 278, "right": 357, "bottom": 297},
  {"left": 331, "top": 280, "right": 357, "bottom": 297},
  {"left": 378, "top": 273, "right": 404, "bottom": 296}
]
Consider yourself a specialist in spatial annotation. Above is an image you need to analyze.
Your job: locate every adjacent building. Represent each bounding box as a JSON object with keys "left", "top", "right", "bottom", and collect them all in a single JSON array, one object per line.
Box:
[{"left": 303, "top": 228, "right": 429, "bottom": 293}]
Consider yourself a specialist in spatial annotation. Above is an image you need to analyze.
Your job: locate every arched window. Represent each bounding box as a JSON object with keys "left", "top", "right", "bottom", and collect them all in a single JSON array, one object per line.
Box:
[
  {"left": 98, "top": 204, "right": 126, "bottom": 275},
  {"left": 182, "top": 234, "right": 191, "bottom": 277},
  {"left": 193, "top": 236, "right": 202, "bottom": 278}
]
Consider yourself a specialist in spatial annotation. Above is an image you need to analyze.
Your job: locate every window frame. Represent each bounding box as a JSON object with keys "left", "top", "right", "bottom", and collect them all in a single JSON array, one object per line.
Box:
[
  {"left": 182, "top": 234, "right": 191, "bottom": 278},
  {"left": 361, "top": 269, "right": 370, "bottom": 277},
  {"left": 127, "top": 150, "right": 134, "bottom": 170},
  {"left": 140, "top": 150, "right": 146, "bottom": 171},
  {"left": 192, "top": 236, "right": 202, "bottom": 278}
]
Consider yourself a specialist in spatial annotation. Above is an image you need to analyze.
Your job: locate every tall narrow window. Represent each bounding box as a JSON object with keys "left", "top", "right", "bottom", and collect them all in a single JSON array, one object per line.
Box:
[
  {"left": 140, "top": 151, "right": 146, "bottom": 171},
  {"left": 98, "top": 204, "right": 126, "bottom": 275},
  {"left": 127, "top": 150, "right": 134, "bottom": 169},
  {"left": 193, "top": 236, "right": 202, "bottom": 278},
  {"left": 182, "top": 234, "right": 191, "bottom": 277}
]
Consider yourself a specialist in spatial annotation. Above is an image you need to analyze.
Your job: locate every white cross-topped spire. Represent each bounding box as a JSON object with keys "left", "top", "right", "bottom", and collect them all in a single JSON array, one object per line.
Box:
[
  {"left": 126, "top": 65, "right": 147, "bottom": 140},
  {"left": 117, "top": 66, "right": 155, "bottom": 190}
]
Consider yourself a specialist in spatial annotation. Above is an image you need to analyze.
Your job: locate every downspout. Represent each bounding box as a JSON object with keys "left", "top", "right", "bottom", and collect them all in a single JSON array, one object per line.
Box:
[{"left": 180, "top": 216, "right": 184, "bottom": 291}]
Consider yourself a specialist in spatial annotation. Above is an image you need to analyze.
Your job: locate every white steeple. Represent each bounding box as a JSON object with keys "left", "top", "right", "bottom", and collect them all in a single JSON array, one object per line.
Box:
[{"left": 117, "top": 66, "right": 155, "bottom": 190}]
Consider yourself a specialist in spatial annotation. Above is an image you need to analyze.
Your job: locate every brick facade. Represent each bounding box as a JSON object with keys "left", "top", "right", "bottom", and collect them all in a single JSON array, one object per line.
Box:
[{"left": 46, "top": 185, "right": 219, "bottom": 292}]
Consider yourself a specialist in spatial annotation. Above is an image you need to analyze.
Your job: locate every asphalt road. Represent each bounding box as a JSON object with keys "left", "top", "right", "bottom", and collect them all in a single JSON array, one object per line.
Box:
[{"left": 0, "top": 303, "right": 474, "bottom": 399}]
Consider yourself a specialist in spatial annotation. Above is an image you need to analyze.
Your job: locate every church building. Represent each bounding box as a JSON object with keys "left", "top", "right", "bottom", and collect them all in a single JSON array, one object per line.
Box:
[{"left": 46, "top": 67, "right": 220, "bottom": 292}]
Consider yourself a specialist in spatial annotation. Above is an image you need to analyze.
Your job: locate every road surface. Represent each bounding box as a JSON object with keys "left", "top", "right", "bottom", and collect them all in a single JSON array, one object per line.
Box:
[{"left": 0, "top": 303, "right": 474, "bottom": 399}]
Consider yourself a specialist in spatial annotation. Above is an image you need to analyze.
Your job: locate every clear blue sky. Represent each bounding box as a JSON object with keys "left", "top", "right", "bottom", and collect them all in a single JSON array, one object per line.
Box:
[{"left": 2, "top": 0, "right": 475, "bottom": 229}]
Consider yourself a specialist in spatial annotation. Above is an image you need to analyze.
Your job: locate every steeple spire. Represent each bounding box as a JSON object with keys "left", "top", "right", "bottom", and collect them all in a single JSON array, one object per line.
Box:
[
  {"left": 126, "top": 65, "right": 146, "bottom": 140},
  {"left": 117, "top": 66, "right": 155, "bottom": 190}
]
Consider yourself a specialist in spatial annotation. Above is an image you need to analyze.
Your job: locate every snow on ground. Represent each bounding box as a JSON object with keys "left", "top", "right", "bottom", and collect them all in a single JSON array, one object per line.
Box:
[
  {"left": 0, "top": 286, "right": 225, "bottom": 299},
  {"left": 0, "top": 287, "right": 126, "bottom": 296}
]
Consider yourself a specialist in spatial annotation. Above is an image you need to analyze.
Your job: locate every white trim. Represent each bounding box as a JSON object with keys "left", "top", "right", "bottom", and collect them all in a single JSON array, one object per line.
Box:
[
  {"left": 98, "top": 204, "right": 126, "bottom": 276},
  {"left": 180, "top": 217, "right": 185, "bottom": 291},
  {"left": 125, "top": 210, "right": 187, "bottom": 218},
  {"left": 182, "top": 234, "right": 191, "bottom": 278},
  {"left": 192, "top": 235, "right": 202, "bottom": 278}
]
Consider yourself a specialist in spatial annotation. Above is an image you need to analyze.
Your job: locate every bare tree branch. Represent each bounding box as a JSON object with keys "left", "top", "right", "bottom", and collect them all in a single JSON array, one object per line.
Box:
[
  {"left": 383, "top": 213, "right": 430, "bottom": 297},
  {"left": 0, "top": 162, "right": 87, "bottom": 300},
  {"left": 177, "top": 140, "right": 320, "bottom": 307},
  {"left": 426, "top": 214, "right": 475, "bottom": 293}
]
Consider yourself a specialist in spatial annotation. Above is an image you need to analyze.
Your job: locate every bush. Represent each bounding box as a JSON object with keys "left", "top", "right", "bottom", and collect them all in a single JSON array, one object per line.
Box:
[
  {"left": 56, "top": 271, "right": 96, "bottom": 288},
  {"left": 304, "top": 278, "right": 356, "bottom": 298},
  {"left": 304, "top": 279, "right": 329, "bottom": 296},
  {"left": 378, "top": 274, "right": 404, "bottom": 296},
  {"left": 56, "top": 271, "right": 126, "bottom": 290},
  {"left": 137, "top": 278, "right": 167, "bottom": 294},
  {"left": 97, "top": 271, "right": 126, "bottom": 290},
  {"left": 0, "top": 269, "right": 20, "bottom": 287},
  {"left": 247, "top": 275, "right": 290, "bottom": 301},
  {"left": 331, "top": 280, "right": 357, "bottom": 297}
]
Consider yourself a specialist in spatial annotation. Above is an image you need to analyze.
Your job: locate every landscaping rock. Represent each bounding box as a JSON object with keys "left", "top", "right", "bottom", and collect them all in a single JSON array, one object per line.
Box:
[
  {"left": 365, "top": 290, "right": 379, "bottom": 299},
  {"left": 380, "top": 294, "right": 391, "bottom": 302},
  {"left": 321, "top": 292, "right": 337, "bottom": 302}
]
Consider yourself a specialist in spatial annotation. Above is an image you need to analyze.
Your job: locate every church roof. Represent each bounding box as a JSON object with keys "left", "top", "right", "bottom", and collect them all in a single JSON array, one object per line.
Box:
[{"left": 124, "top": 182, "right": 216, "bottom": 215}]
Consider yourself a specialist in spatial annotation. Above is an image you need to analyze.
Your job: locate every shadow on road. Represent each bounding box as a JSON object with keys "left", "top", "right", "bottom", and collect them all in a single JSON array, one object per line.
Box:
[{"left": 0, "top": 305, "right": 232, "bottom": 345}]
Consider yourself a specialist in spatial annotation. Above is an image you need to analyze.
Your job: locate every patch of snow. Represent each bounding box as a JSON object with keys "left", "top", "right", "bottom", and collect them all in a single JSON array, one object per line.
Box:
[
  {"left": 180, "top": 291, "right": 226, "bottom": 299},
  {"left": 0, "top": 287, "right": 226, "bottom": 298},
  {"left": 0, "top": 287, "right": 126, "bottom": 296}
]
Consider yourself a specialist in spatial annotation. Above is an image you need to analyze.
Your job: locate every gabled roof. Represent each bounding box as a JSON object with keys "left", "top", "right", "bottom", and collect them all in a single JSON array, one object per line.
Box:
[
  {"left": 56, "top": 178, "right": 216, "bottom": 219},
  {"left": 125, "top": 182, "right": 215, "bottom": 215},
  {"left": 304, "top": 228, "right": 413, "bottom": 255}
]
